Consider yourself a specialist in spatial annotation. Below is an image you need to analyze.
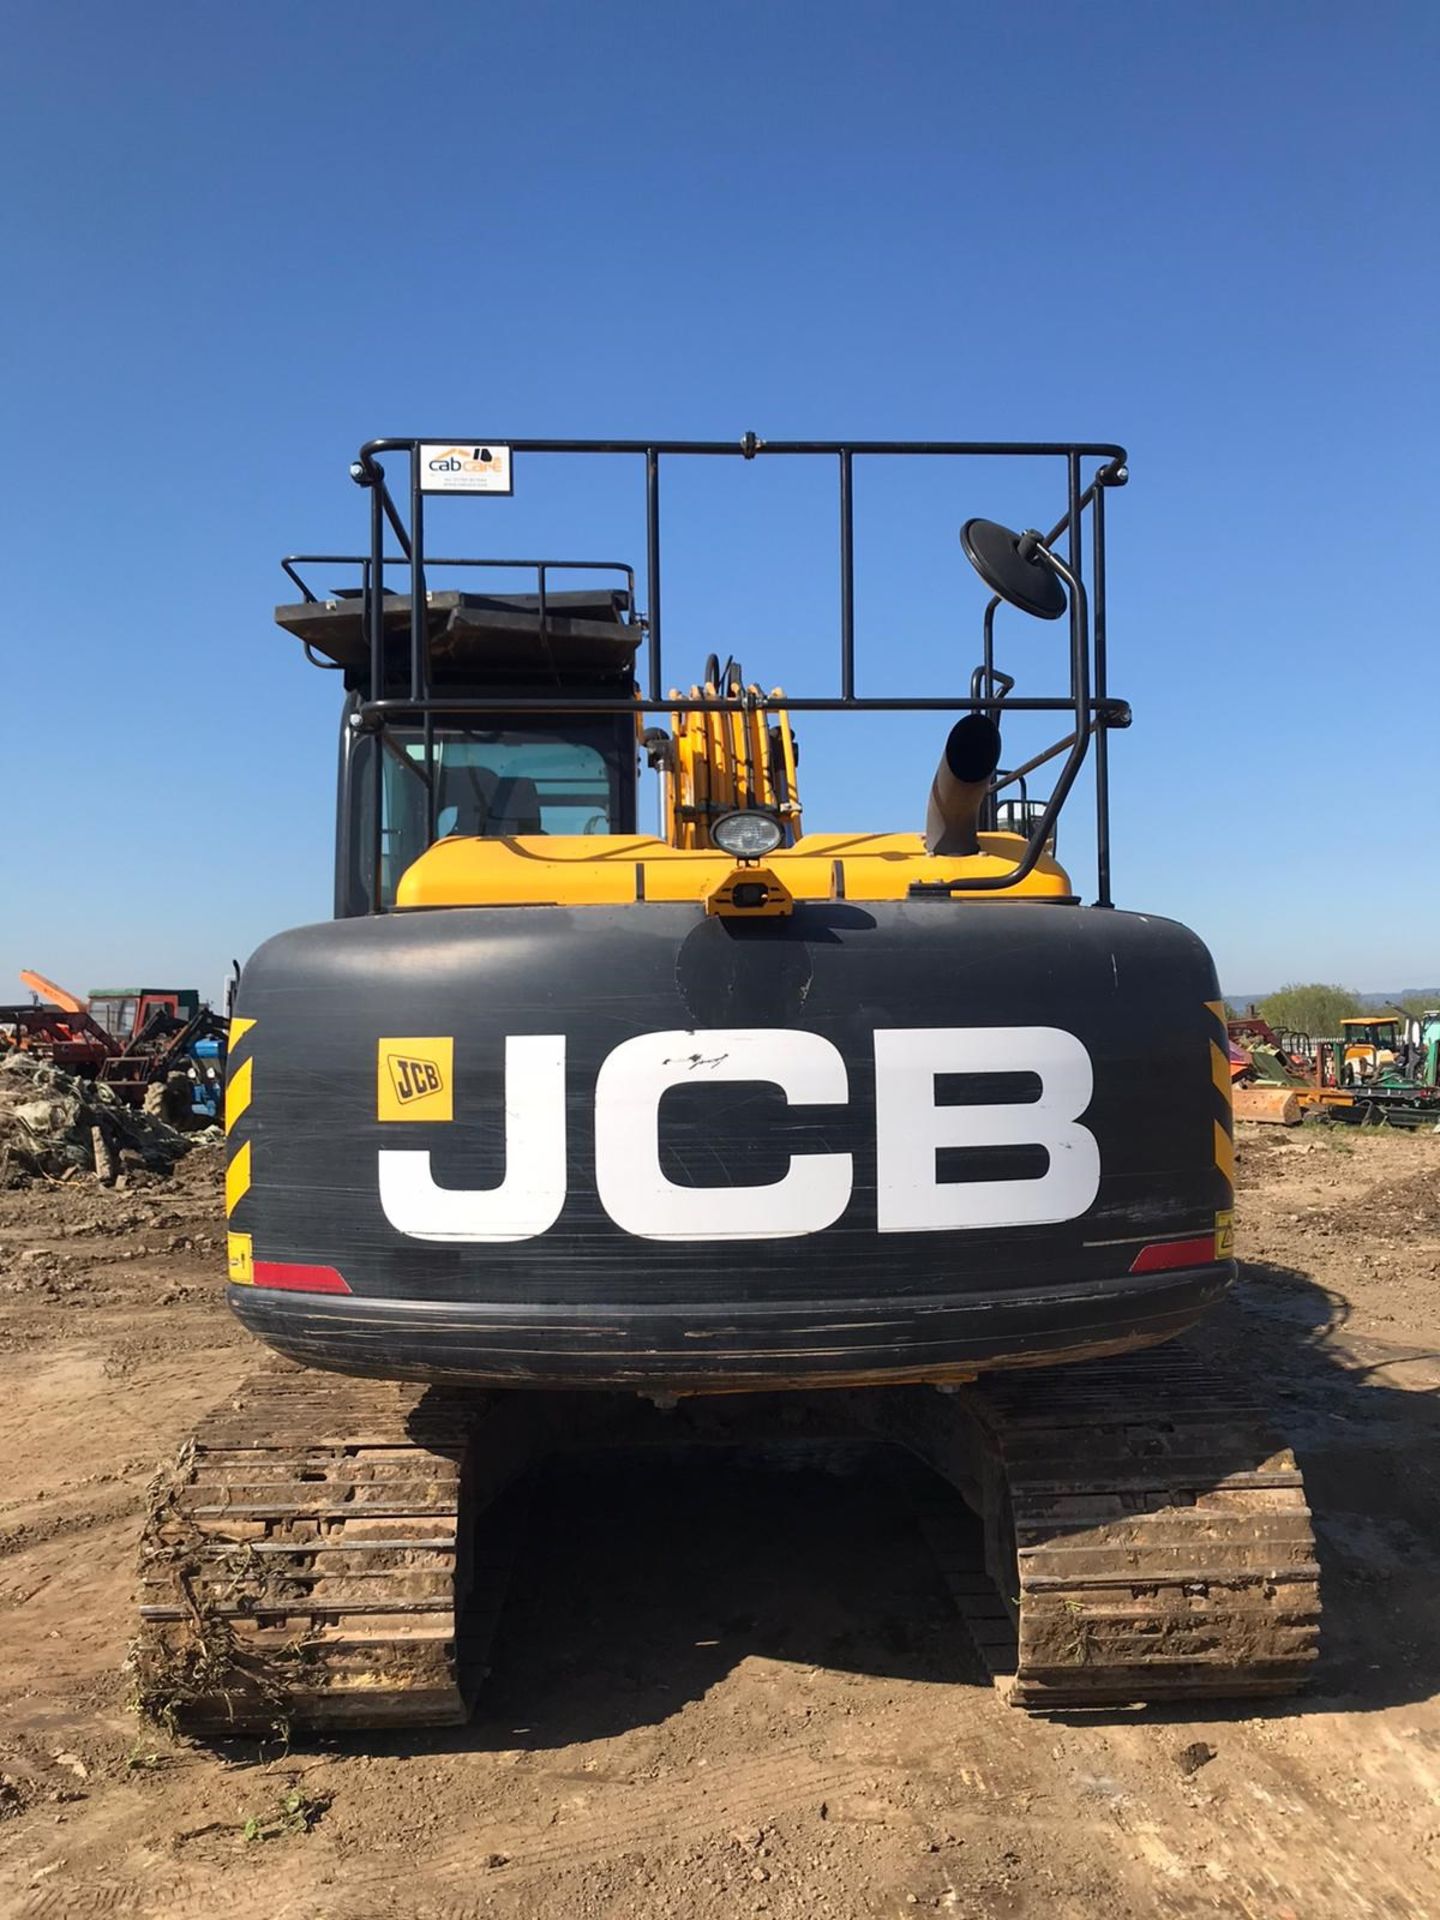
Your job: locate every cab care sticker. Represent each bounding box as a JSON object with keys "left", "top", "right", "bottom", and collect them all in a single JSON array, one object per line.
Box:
[{"left": 418, "top": 445, "right": 513, "bottom": 494}]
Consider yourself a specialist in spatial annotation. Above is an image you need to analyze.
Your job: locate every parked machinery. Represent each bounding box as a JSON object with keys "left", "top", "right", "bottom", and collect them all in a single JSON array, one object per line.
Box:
[{"left": 4, "top": 973, "right": 226, "bottom": 1121}]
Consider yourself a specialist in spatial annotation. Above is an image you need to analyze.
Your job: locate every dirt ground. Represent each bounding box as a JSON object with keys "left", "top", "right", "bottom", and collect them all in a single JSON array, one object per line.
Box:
[{"left": 1, "top": 1128, "right": 1439, "bottom": 1919}]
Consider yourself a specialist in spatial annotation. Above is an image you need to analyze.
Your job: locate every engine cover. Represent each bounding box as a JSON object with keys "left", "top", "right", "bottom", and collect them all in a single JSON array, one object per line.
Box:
[{"left": 223, "top": 901, "right": 1235, "bottom": 1388}]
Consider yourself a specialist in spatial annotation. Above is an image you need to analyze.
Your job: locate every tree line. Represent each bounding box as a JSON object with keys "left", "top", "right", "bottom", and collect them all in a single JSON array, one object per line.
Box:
[{"left": 1226, "top": 985, "right": 1437, "bottom": 1036}]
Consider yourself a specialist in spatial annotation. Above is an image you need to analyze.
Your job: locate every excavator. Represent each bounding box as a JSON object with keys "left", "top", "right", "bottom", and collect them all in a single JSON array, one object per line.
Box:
[{"left": 135, "top": 437, "right": 1319, "bottom": 1731}]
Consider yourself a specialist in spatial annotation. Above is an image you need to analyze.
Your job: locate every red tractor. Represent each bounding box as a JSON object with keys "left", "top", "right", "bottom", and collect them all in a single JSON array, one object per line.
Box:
[{"left": 2, "top": 972, "right": 226, "bottom": 1120}]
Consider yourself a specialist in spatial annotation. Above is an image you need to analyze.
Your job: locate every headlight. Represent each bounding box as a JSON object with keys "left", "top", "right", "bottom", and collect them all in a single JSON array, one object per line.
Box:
[{"left": 711, "top": 810, "right": 784, "bottom": 859}]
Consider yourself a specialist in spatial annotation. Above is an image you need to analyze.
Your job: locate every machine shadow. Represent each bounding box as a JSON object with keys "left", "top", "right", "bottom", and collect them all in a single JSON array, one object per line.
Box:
[
  {"left": 1091, "top": 1256, "right": 1440, "bottom": 1730},
  {"left": 458, "top": 1438, "right": 987, "bottom": 1755},
  {"left": 261, "top": 1253, "right": 1440, "bottom": 1766},
  {"left": 464, "top": 1257, "right": 1440, "bottom": 1750}
]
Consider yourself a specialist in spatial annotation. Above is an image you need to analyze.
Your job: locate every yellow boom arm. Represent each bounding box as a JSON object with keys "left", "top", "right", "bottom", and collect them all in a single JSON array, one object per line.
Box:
[{"left": 662, "top": 658, "right": 802, "bottom": 851}]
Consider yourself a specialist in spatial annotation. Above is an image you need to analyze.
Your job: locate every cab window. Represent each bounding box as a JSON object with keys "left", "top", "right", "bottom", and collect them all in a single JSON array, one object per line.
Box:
[
  {"left": 348, "top": 721, "right": 630, "bottom": 909},
  {"left": 411, "top": 733, "right": 614, "bottom": 838}
]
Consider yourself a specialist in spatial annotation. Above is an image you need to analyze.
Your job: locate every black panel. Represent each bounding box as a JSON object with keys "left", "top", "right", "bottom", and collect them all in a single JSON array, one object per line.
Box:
[{"left": 226, "top": 901, "right": 1232, "bottom": 1384}]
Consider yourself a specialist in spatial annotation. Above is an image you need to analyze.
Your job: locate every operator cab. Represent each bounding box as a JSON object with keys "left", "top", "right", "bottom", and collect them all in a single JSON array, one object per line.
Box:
[
  {"left": 275, "top": 581, "right": 642, "bottom": 915},
  {"left": 1338, "top": 1014, "right": 1402, "bottom": 1085}
]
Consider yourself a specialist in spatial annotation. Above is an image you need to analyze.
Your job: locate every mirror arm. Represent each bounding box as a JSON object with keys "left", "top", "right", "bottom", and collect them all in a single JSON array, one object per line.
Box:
[
  {"left": 946, "top": 544, "right": 1091, "bottom": 893},
  {"left": 990, "top": 730, "right": 1076, "bottom": 795},
  {"left": 970, "top": 629, "right": 1015, "bottom": 831}
]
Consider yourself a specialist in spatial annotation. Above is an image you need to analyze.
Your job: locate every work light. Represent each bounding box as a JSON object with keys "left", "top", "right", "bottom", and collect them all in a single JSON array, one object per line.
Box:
[{"left": 711, "top": 810, "right": 784, "bottom": 859}]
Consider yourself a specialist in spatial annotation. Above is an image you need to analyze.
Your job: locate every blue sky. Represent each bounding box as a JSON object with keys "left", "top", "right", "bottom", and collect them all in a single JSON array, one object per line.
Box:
[{"left": 4, "top": 1, "right": 1436, "bottom": 1002}]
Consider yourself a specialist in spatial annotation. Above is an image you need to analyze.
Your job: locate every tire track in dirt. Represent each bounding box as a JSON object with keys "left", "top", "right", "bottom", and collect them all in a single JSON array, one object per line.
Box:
[{"left": 5, "top": 1730, "right": 1052, "bottom": 1920}]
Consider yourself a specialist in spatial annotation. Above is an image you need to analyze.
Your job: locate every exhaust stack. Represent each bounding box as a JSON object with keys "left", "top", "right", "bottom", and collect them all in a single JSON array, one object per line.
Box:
[{"left": 925, "top": 714, "right": 1002, "bottom": 856}]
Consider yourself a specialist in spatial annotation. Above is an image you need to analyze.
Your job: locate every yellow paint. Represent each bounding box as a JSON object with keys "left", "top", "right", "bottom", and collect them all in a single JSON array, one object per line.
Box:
[
  {"left": 225, "top": 1140, "right": 252, "bottom": 1216},
  {"left": 377, "top": 1037, "right": 454, "bottom": 1122},
  {"left": 703, "top": 864, "right": 794, "bottom": 918},
  {"left": 229, "top": 1016, "right": 256, "bottom": 1047},
  {"left": 1213, "top": 1119, "right": 1234, "bottom": 1189},
  {"left": 225, "top": 1055, "right": 253, "bottom": 1134},
  {"left": 1215, "top": 1209, "right": 1234, "bottom": 1260},
  {"left": 1210, "top": 1041, "right": 1233, "bottom": 1103},
  {"left": 396, "top": 831, "right": 1073, "bottom": 909},
  {"left": 226, "top": 1231, "right": 254, "bottom": 1285},
  {"left": 776, "top": 711, "right": 801, "bottom": 830}
]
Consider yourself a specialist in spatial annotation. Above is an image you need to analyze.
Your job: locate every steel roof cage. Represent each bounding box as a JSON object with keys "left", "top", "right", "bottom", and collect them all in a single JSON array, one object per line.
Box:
[{"left": 280, "top": 435, "right": 1132, "bottom": 910}]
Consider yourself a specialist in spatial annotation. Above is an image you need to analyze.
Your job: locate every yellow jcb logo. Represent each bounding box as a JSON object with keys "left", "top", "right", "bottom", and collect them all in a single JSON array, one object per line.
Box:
[
  {"left": 392, "top": 1057, "right": 443, "bottom": 1101},
  {"left": 377, "top": 1038, "right": 454, "bottom": 1121}
]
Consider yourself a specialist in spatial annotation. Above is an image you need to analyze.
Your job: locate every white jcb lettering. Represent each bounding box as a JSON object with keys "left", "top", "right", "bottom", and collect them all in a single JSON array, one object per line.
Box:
[
  {"left": 377, "top": 1035, "right": 567, "bottom": 1242},
  {"left": 377, "top": 1025, "right": 1101, "bottom": 1243},
  {"left": 594, "top": 1029, "right": 852, "bottom": 1241},
  {"left": 873, "top": 1026, "right": 1100, "bottom": 1232}
]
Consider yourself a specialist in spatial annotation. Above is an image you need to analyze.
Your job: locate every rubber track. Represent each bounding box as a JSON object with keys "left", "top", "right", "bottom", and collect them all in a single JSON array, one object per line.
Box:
[
  {"left": 135, "top": 1371, "right": 492, "bottom": 1733},
  {"left": 965, "top": 1349, "right": 1321, "bottom": 1709}
]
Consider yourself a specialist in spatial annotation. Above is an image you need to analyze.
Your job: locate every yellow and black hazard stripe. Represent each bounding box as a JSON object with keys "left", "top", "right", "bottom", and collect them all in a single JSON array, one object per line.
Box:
[
  {"left": 1204, "top": 999, "right": 1236, "bottom": 1257},
  {"left": 224, "top": 1016, "right": 256, "bottom": 1285},
  {"left": 218, "top": 1017, "right": 353, "bottom": 1298}
]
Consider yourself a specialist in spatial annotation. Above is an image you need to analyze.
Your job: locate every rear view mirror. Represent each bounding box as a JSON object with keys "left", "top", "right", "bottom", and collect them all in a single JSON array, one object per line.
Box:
[{"left": 960, "top": 518, "right": 1067, "bottom": 621}]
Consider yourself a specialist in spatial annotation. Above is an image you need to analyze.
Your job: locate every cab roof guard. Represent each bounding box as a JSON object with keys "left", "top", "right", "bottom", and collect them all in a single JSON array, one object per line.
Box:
[{"left": 304, "top": 436, "right": 1131, "bottom": 907}]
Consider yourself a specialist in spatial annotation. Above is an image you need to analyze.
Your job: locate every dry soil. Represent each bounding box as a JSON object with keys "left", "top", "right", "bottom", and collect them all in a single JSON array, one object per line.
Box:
[{"left": 1, "top": 1127, "right": 1439, "bottom": 1918}]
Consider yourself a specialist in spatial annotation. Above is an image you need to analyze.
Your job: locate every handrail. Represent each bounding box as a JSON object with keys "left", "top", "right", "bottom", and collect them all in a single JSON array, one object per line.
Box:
[{"left": 322, "top": 436, "right": 1129, "bottom": 912}]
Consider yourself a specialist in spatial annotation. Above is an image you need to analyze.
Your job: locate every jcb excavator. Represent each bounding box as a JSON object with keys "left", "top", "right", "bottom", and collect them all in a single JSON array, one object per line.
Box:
[{"left": 135, "top": 437, "right": 1318, "bottom": 1730}]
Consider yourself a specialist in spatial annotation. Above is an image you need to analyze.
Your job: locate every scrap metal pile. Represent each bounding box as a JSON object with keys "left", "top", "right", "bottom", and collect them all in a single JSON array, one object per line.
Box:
[{"left": 0, "top": 1051, "right": 217, "bottom": 1185}]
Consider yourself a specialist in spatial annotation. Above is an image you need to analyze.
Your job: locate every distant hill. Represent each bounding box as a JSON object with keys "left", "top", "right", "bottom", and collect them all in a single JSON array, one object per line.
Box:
[{"left": 1225, "top": 989, "right": 1440, "bottom": 1012}]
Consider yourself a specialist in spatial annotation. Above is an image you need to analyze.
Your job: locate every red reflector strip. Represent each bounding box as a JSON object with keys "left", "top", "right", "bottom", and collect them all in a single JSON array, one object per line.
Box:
[
  {"left": 251, "top": 1260, "right": 353, "bottom": 1295},
  {"left": 1129, "top": 1235, "right": 1218, "bottom": 1273}
]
